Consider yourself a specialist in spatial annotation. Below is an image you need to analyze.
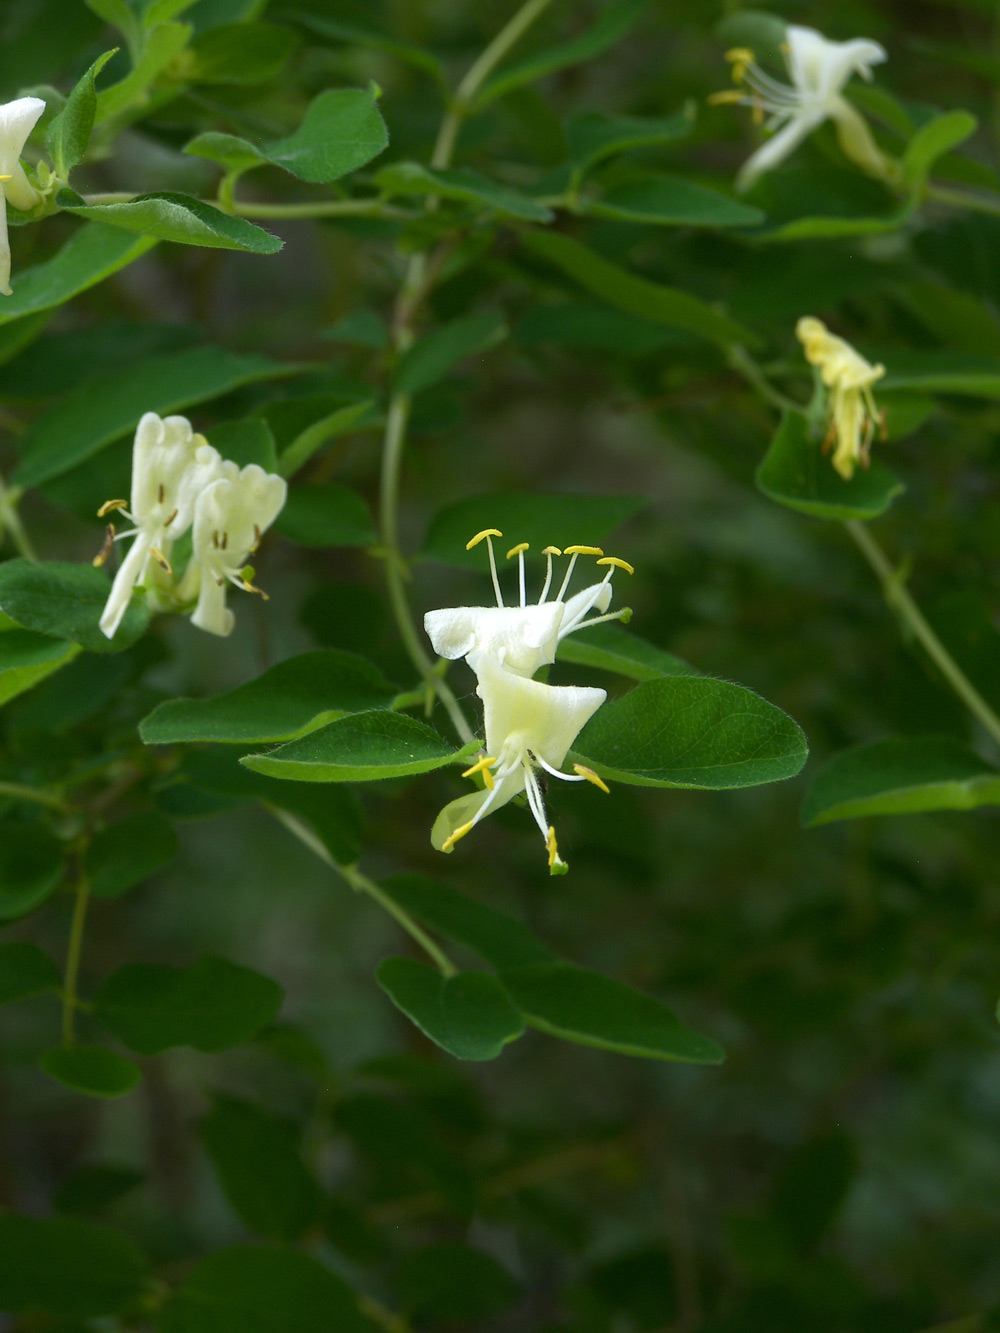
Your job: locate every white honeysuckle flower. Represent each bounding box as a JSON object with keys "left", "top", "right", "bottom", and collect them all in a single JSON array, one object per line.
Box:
[
  {"left": 98, "top": 413, "right": 220, "bottom": 639},
  {"left": 0, "top": 96, "right": 45, "bottom": 295},
  {"left": 796, "top": 316, "right": 886, "bottom": 480},
  {"left": 710, "top": 26, "right": 888, "bottom": 192},
  {"left": 431, "top": 649, "right": 608, "bottom": 874},
  {"left": 424, "top": 528, "right": 633, "bottom": 679},
  {"left": 179, "top": 460, "right": 287, "bottom": 637}
]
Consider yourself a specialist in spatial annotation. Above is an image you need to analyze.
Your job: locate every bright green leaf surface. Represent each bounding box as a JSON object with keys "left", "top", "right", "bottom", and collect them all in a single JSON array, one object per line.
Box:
[
  {"left": 57, "top": 189, "right": 282, "bottom": 254},
  {"left": 140, "top": 649, "right": 397, "bottom": 744},
  {"left": 499, "top": 963, "right": 724, "bottom": 1064},
  {"left": 0, "top": 824, "right": 64, "bottom": 920},
  {"left": 521, "top": 230, "right": 755, "bottom": 349},
  {"left": 0, "top": 941, "right": 61, "bottom": 1004},
  {"left": 45, "top": 48, "right": 117, "bottom": 176},
  {"left": 377, "top": 958, "right": 525, "bottom": 1060},
  {"left": 566, "top": 109, "right": 693, "bottom": 175},
  {"left": 557, "top": 624, "right": 699, "bottom": 681},
  {"left": 0, "top": 560, "right": 149, "bottom": 653},
  {"left": 0, "top": 223, "right": 156, "bottom": 327},
  {"left": 756, "top": 412, "right": 904, "bottom": 521},
  {"left": 86, "top": 812, "right": 179, "bottom": 899},
  {"left": 581, "top": 177, "right": 764, "bottom": 228},
  {"left": 801, "top": 737, "right": 1000, "bottom": 827},
  {"left": 263, "top": 86, "right": 389, "bottom": 182},
  {"left": 94, "top": 956, "right": 284, "bottom": 1054},
  {"left": 242, "top": 712, "right": 474, "bottom": 783},
  {"left": 377, "top": 161, "right": 553, "bottom": 221},
  {"left": 276, "top": 483, "right": 376, "bottom": 547},
  {"left": 903, "top": 111, "right": 977, "bottom": 189},
  {"left": 0, "top": 1213, "right": 150, "bottom": 1316},
  {"left": 394, "top": 310, "right": 508, "bottom": 394},
  {"left": 0, "top": 629, "right": 79, "bottom": 706},
  {"left": 158, "top": 1245, "right": 370, "bottom": 1333},
  {"left": 573, "top": 677, "right": 808, "bottom": 789},
  {"left": 13, "top": 346, "right": 296, "bottom": 488},
  {"left": 40, "top": 1045, "right": 143, "bottom": 1099}
]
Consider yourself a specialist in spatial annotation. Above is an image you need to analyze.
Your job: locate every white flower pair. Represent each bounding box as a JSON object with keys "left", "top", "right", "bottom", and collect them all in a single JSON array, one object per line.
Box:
[
  {"left": 98, "top": 412, "right": 286, "bottom": 639},
  {"left": 424, "top": 530, "right": 632, "bottom": 873},
  {"left": 0, "top": 96, "right": 46, "bottom": 295}
]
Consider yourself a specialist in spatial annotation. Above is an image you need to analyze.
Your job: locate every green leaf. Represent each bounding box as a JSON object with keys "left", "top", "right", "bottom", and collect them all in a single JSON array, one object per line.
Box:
[
  {"left": 0, "top": 560, "right": 150, "bottom": 653},
  {"left": 40, "top": 1045, "right": 143, "bottom": 1099},
  {"left": 879, "top": 349, "right": 1000, "bottom": 397},
  {"left": 0, "top": 223, "right": 156, "bottom": 328},
  {"left": 86, "top": 811, "right": 178, "bottom": 899},
  {"left": 475, "top": 0, "right": 645, "bottom": 108},
  {"left": 499, "top": 963, "right": 724, "bottom": 1064},
  {"left": 0, "top": 629, "right": 80, "bottom": 706},
  {"left": 801, "top": 737, "right": 1000, "bottom": 827},
  {"left": 208, "top": 417, "right": 278, "bottom": 471},
  {"left": 277, "top": 399, "right": 377, "bottom": 478},
  {"left": 394, "top": 310, "right": 508, "bottom": 394},
  {"left": 242, "top": 711, "right": 476, "bottom": 783},
  {"left": 56, "top": 188, "right": 282, "bottom": 254},
  {"left": 755, "top": 411, "right": 904, "bottom": 521},
  {"left": 186, "top": 22, "right": 298, "bottom": 83},
  {"left": 184, "top": 129, "right": 265, "bottom": 174},
  {"left": 95, "top": 21, "right": 192, "bottom": 121},
  {"left": 376, "top": 161, "right": 553, "bottom": 222},
  {"left": 94, "top": 956, "right": 284, "bottom": 1054},
  {"left": 13, "top": 345, "right": 297, "bottom": 488},
  {"left": 140, "top": 649, "right": 397, "bottom": 744},
  {"left": 200, "top": 1095, "right": 320, "bottom": 1241},
  {"left": 0, "top": 1213, "right": 150, "bottom": 1316},
  {"left": 573, "top": 677, "right": 808, "bottom": 789},
  {"left": 556, "top": 624, "right": 699, "bottom": 681},
  {"left": 377, "top": 958, "right": 525, "bottom": 1061},
  {"left": 903, "top": 110, "right": 978, "bottom": 189},
  {"left": 521, "top": 230, "right": 755, "bottom": 349},
  {"left": 580, "top": 176, "right": 764, "bottom": 228},
  {"left": 53, "top": 1163, "right": 145, "bottom": 1216},
  {"left": 422, "top": 491, "right": 644, "bottom": 569},
  {"left": 760, "top": 203, "right": 915, "bottom": 242},
  {"left": 566, "top": 109, "right": 693, "bottom": 176},
  {"left": 260, "top": 86, "right": 388, "bottom": 183},
  {"left": 0, "top": 941, "right": 61, "bottom": 1004},
  {"left": 45, "top": 48, "right": 118, "bottom": 177},
  {"left": 142, "top": 0, "right": 200, "bottom": 22},
  {"left": 275, "top": 483, "right": 376, "bottom": 547},
  {"left": 397, "top": 1243, "right": 519, "bottom": 1322},
  {"left": 379, "top": 873, "right": 555, "bottom": 970},
  {"left": 0, "top": 824, "right": 64, "bottom": 920},
  {"left": 158, "top": 1245, "right": 370, "bottom": 1333},
  {"left": 714, "top": 9, "right": 787, "bottom": 61}
]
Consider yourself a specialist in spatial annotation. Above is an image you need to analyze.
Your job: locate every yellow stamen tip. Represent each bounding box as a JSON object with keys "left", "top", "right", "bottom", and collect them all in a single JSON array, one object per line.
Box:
[
  {"left": 461, "top": 754, "right": 496, "bottom": 780},
  {"left": 596, "top": 556, "right": 634, "bottom": 576},
  {"left": 466, "top": 528, "right": 503, "bottom": 550},
  {"left": 725, "top": 47, "right": 755, "bottom": 63},
  {"left": 441, "top": 819, "right": 475, "bottom": 854},
  {"left": 150, "top": 547, "right": 172, "bottom": 575},
  {"left": 707, "top": 90, "right": 744, "bottom": 106},
  {"left": 546, "top": 825, "right": 559, "bottom": 868},
  {"left": 563, "top": 544, "right": 604, "bottom": 557},
  {"left": 96, "top": 498, "right": 128, "bottom": 518},
  {"left": 506, "top": 542, "right": 530, "bottom": 559},
  {"left": 541, "top": 545, "right": 562, "bottom": 556},
  {"left": 0, "top": 174, "right": 12, "bottom": 183},
  {"left": 573, "top": 764, "right": 610, "bottom": 794}
]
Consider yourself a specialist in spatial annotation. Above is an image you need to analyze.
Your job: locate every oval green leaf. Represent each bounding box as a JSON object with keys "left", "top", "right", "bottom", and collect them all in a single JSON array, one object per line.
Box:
[
  {"left": 56, "top": 188, "right": 282, "bottom": 254},
  {"left": 902, "top": 110, "right": 977, "bottom": 189},
  {"left": 580, "top": 176, "right": 764, "bottom": 228},
  {"left": 0, "top": 629, "right": 79, "bottom": 706},
  {"left": 40, "top": 1045, "right": 142, "bottom": 1099},
  {"left": 0, "top": 940, "right": 61, "bottom": 1004},
  {"left": 566, "top": 109, "right": 693, "bottom": 176},
  {"left": 394, "top": 310, "right": 508, "bottom": 395},
  {"left": 556, "top": 623, "right": 699, "bottom": 681},
  {"left": 0, "top": 1213, "right": 150, "bottom": 1317},
  {"left": 262, "top": 86, "right": 388, "bottom": 183},
  {"left": 0, "top": 823, "right": 64, "bottom": 920},
  {"left": 0, "top": 560, "right": 149, "bottom": 653},
  {"left": 572, "top": 676, "right": 807, "bottom": 789},
  {"left": 377, "top": 957, "right": 525, "bottom": 1061}
]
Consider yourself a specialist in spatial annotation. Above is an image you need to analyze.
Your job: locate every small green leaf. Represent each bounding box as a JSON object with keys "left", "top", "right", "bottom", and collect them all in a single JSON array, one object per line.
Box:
[
  {"left": 499, "top": 963, "right": 724, "bottom": 1064},
  {"left": 377, "top": 958, "right": 525, "bottom": 1061},
  {"left": 0, "top": 560, "right": 149, "bottom": 653},
  {"left": 56, "top": 188, "right": 282, "bottom": 254},
  {"left": 184, "top": 129, "right": 265, "bottom": 174},
  {"left": 86, "top": 812, "right": 178, "bottom": 899},
  {"left": 186, "top": 22, "right": 298, "bottom": 84},
  {"left": 158, "top": 1246, "right": 370, "bottom": 1333},
  {"left": 201, "top": 1095, "right": 320, "bottom": 1241},
  {"left": 521, "top": 229, "right": 756, "bottom": 349},
  {"left": 0, "top": 1213, "right": 150, "bottom": 1316},
  {"left": 277, "top": 399, "right": 377, "bottom": 478},
  {"left": 377, "top": 161, "right": 553, "bottom": 222},
  {"left": 140, "top": 649, "right": 397, "bottom": 744},
  {"left": 573, "top": 677, "right": 808, "bottom": 789},
  {"left": 760, "top": 204, "right": 915, "bottom": 242},
  {"left": 0, "top": 629, "right": 79, "bottom": 706},
  {"left": 275, "top": 484, "right": 376, "bottom": 547},
  {"left": 566, "top": 109, "right": 693, "bottom": 176},
  {"left": 756, "top": 411, "right": 904, "bottom": 521},
  {"left": 94, "top": 956, "right": 284, "bottom": 1054},
  {"left": 801, "top": 737, "right": 1000, "bottom": 827},
  {"left": 903, "top": 110, "right": 977, "bottom": 189},
  {"left": 422, "top": 491, "right": 643, "bottom": 569},
  {"left": 45, "top": 48, "right": 118, "bottom": 177},
  {"left": 880, "top": 349, "right": 1000, "bottom": 397},
  {"left": 580, "top": 176, "right": 764, "bottom": 228},
  {"left": 0, "top": 941, "right": 61, "bottom": 1004},
  {"left": 0, "top": 824, "right": 64, "bottom": 920},
  {"left": 262, "top": 86, "right": 388, "bottom": 183},
  {"left": 242, "top": 711, "right": 476, "bottom": 783},
  {"left": 40, "top": 1045, "right": 142, "bottom": 1099},
  {"left": 557, "top": 624, "right": 699, "bottom": 681},
  {"left": 394, "top": 310, "right": 508, "bottom": 394}
]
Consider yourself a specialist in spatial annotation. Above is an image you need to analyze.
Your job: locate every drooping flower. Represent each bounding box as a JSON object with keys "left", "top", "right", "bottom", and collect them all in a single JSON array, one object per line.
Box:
[
  {"left": 431, "top": 649, "right": 608, "bottom": 874},
  {"left": 424, "top": 528, "right": 633, "bottom": 679},
  {"left": 176, "top": 461, "right": 287, "bottom": 637},
  {"left": 797, "top": 316, "right": 886, "bottom": 480},
  {"left": 0, "top": 96, "right": 45, "bottom": 295},
  {"left": 98, "top": 413, "right": 221, "bottom": 639},
  {"left": 710, "top": 25, "right": 888, "bottom": 191}
]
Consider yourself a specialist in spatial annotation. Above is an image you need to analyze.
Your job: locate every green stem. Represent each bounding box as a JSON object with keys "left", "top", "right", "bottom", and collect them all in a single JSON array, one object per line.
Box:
[
  {"left": 925, "top": 181, "right": 1000, "bottom": 219},
  {"left": 728, "top": 344, "right": 802, "bottom": 414},
  {"left": 0, "top": 780, "right": 72, "bottom": 813},
  {"left": 268, "top": 809, "right": 458, "bottom": 977},
  {"left": 844, "top": 519, "right": 1000, "bottom": 749},
  {"left": 62, "top": 876, "right": 91, "bottom": 1046},
  {"left": 0, "top": 478, "right": 37, "bottom": 561}
]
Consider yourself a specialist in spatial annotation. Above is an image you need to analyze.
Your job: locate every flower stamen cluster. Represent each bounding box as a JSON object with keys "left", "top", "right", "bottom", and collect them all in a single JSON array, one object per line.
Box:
[{"left": 796, "top": 316, "right": 887, "bottom": 480}]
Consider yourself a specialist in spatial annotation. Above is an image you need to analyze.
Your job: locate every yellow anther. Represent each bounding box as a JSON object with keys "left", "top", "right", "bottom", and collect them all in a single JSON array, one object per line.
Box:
[
  {"left": 0, "top": 174, "right": 12, "bottom": 183},
  {"left": 506, "top": 542, "right": 530, "bottom": 559},
  {"left": 724, "top": 47, "right": 755, "bottom": 64},
  {"left": 596, "top": 556, "right": 634, "bottom": 576},
  {"left": 97, "top": 498, "right": 129, "bottom": 518},
  {"left": 707, "top": 89, "right": 745, "bottom": 106},
  {"left": 441, "top": 819, "right": 475, "bottom": 853},
  {"left": 92, "top": 524, "right": 115, "bottom": 568},
  {"left": 149, "top": 547, "right": 173, "bottom": 575},
  {"left": 563, "top": 544, "right": 603, "bottom": 557},
  {"left": 546, "top": 825, "right": 560, "bottom": 870},
  {"left": 541, "top": 545, "right": 562, "bottom": 556},
  {"left": 573, "top": 764, "right": 610, "bottom": 794},
  {"left": 462, "top": 754, "right": 497, "bottom": 783},
  {"left": 466, "top": 528, "right": 503, "bottom": 550}
]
